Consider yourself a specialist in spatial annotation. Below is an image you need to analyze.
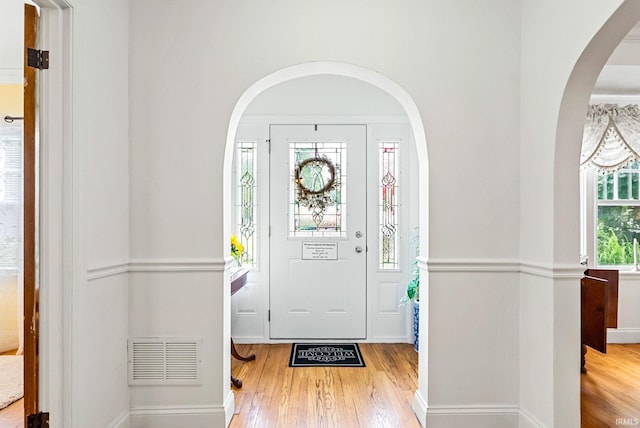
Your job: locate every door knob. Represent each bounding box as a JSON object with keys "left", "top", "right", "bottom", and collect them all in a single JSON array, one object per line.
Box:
[
  {"left": 355, "top": 231, "right": 363, "bottom": 238},
  {"left": 355, "top": 246, "right": 363, "bottom": 253}
]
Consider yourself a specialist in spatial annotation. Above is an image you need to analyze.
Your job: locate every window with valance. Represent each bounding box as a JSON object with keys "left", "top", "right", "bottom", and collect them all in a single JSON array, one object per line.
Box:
[
  {"left": 581, "top": 104, "right": 640, "bottom": 172},
  {"left": 582, "top": 104, "right": 640, "bottom": 266}
]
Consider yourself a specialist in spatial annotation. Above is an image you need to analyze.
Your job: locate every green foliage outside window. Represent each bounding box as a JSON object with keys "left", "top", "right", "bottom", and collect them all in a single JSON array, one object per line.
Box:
[
  {"left": 596, "top": 162, "right": 640, "bottom": 265},
  {"left": 597, "top": 206, "right": 640, "bottom": 265}
]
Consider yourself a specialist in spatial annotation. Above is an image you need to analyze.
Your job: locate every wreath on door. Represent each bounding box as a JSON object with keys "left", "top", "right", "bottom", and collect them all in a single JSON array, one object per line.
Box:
[{"left": 294, "top": 156, "right": 338, "bottom": 225}]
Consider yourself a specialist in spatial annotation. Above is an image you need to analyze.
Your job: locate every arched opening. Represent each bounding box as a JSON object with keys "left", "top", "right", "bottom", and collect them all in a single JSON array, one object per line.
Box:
[
  {"left": 556, "top": 1, "right": 640, "bottom": 425},
  {"left": 222, "top": 62, "right": 429, "bottom": 423}
]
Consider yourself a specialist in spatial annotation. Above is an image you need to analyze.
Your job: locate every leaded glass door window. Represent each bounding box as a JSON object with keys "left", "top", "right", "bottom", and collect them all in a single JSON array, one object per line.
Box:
[{"left": 289, "top": 142, "right": 347, "bottom": 238}]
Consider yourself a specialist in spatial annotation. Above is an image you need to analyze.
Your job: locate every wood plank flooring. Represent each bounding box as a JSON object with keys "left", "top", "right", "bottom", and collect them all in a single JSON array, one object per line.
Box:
[
  {"left": 581, "top": 344, "right": 640, "bottom": 428},
  {"left": 1, "top": 343, "right": 638, "bottom": 427},
  {"left": 230, "top": 343, "right": 420, "bottom": 428},
  {"left": 232, "top": 343, "right": 640, "bottom": 428}
]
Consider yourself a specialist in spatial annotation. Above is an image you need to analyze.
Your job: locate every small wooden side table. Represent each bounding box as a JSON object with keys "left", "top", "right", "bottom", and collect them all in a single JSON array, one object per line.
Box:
[{"left": 230, "top": 268, "right": 255, "bottom": 388}]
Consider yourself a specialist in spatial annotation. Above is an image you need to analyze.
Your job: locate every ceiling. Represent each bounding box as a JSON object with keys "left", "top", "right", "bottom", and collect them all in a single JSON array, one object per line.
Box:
[{"left": 593, "top": 23, "right": 640, "bottom": 98}]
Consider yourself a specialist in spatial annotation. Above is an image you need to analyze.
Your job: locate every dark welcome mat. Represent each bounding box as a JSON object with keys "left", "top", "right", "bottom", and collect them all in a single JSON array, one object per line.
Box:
[{"left": 289, "top": 343, "right": 365, "bottom": 367}]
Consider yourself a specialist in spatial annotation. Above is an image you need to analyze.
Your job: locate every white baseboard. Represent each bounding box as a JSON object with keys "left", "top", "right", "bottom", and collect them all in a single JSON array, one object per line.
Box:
[
  {"left": 224, "top": 391, "right": 235, "bottom": 427},
  {"left": 107, "top": 394, "right": 235, "bottom": 428},
  {"left": 128, "top": 404, "right": 228, "bottom": 428},
  {"left": 109, "top": 411, "right": 129, "bottom": 428},
  {"left": 608, "top": 328, "right": 640, "bottom": 343},
  {"left": 368, "top": 335, "right": 412, "bottom": 343},
  {"left": 229, "top": 336, "right": 268, "bottom": 344},
  {"left": 412, "top": 390, "right": 427, "bottom": 427},
  {"left": 519, "top": 406, "right": 547, "bottom": 428},
  {"left": 414, "top": 392, "right": 546, "bottom": 428},
  {"left": 230, "top": 336, "right": 412, "bottom": 344}
]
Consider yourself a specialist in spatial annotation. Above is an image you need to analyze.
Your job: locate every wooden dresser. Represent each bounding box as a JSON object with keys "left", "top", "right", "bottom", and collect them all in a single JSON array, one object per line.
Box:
[{"left": 581, "top": 268, "right": 619, "bottom": 373}]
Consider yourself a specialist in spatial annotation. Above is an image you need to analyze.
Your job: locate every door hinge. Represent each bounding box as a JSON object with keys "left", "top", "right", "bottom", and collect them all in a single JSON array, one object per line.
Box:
[
  {"left": 27, "top": 412, "right": 50, "bottom": 428},
  {"left": 267, "top": 139, "right": 271, "bottom": 154},
  {"left": 269, "top": 225, "right": 271, "bottom": 237},
  {"left": 268, "top": 309, "right": 270, "bottom": 322},
  {"left": 27, "top": 48, "right": 50, "bottom": 70}
]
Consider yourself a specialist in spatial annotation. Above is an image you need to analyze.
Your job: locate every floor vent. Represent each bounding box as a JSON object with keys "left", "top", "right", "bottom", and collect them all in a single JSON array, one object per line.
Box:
[{"left": 128, "top": 337, "right": 202, "bottom": 385}]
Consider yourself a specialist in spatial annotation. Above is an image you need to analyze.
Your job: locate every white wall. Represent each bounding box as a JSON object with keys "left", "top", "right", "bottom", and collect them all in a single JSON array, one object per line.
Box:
[
  {"left": 129, "top": 1, "right": 522, "bottom": 427},
  {"left": 24, "top": 0, "right": 639, "bottom": 427},
  {"left": 244, "top": 75, "right": 406, "bottom": 116},
  {"left": 521, "top": 1, "right": 640, "bottom": 427},
  {"left": 54, "top": 0, "right": 130, "bottom": 426},
  {"left": 2, "top": 1, "right": 130, "bottom": 426},
  {"left": 0, "top": 0, "right": 24, "bottom": 84},
  {"left": 609, "top": 274, "right": 640, "bottom": 343}
]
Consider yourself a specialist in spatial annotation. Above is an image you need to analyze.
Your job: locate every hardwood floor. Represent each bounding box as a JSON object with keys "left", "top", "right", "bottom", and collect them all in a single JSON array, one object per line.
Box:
[
  {"left": 1, "top": 343, "right": 636, "bottom": 427},
  {"left": 230, "top": 343, "right": 420, "bottom": 428},
  {"left": 581, "top": 344, "right": 640, "bottom": 428}
]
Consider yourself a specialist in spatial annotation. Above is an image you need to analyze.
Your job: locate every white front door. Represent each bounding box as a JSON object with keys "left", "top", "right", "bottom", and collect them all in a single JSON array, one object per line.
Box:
[{"left": 269, "top": 124, "right": 367, "bottom": 339}]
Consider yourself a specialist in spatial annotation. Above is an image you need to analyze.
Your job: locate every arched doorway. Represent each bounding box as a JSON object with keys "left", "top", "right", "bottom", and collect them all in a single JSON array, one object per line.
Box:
[
  {"left": 222, "top": 61, "right": 430, "bottom": 422},
  {"left": 555, "top": 1, "right": 640, "bottom": 425}
]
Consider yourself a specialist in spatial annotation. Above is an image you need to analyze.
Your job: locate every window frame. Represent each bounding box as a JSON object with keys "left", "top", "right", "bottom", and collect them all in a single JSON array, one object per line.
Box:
[{"left": 582, "top": 163, "right": 640, "bottom": 269}]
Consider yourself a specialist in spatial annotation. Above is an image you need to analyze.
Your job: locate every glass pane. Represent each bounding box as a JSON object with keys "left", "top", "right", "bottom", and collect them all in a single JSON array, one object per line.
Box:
[
  {"left": 289, "top": 142, "right": 346, "bottom": 238},
  {"left": 597, "top": 175, "right": 605, "bottom": 200},
  {"left": 597, "top": 163, "right": 640, "bottom": 201},
  {"left": 597, "top": 173, "right": 616, "bottom": 200},
  {"left": 618, "top": 172, "right": 630, "bottom": 199},
  {"left": 235, "top": 141, "right": 257, "bottom": 266},
  {"left": 379, "top": 142, "right": 399, "bottom": 269},
  {"left": 606, "top": 174, "right": 614, "bottom": 200},
  {"left": 597, "top": 205, "right": 640, "bottom": 265}
]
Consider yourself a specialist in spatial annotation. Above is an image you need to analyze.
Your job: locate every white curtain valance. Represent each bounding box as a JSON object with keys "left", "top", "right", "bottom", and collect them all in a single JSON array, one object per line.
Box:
[{"left": 581, "top": 104, "right": 640, "bottom": 172}]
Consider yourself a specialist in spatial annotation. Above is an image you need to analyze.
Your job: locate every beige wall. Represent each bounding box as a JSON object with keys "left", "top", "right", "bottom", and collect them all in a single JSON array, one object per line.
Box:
[
  {"left": 0, "top": 85, "right": 21, "bottom": 354},
  {"left": 0, "top": 85, "right": 22, "bottom": 116},
  {"left": 0, "top": 275, "right": 18, "bottom": 353}
]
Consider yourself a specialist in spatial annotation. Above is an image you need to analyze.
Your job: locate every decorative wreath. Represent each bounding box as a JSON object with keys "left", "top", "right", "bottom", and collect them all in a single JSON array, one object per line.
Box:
[
  {"left": 294, "top": 156, "right": 338, "bottom": 225},
  {"left": 294, "top": 157, "right": 336, "bottom": 195}
]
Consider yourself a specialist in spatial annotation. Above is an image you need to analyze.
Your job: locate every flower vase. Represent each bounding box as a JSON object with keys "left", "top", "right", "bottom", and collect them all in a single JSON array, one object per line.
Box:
[{"left": 413, "top": 299, "right": 420, "bottom": 352}]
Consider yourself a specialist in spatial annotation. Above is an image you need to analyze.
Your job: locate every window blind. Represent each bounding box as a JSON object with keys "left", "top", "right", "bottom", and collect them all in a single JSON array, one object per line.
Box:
[{"left": 0, "top": 124, "right": 22, "bottom": 269}]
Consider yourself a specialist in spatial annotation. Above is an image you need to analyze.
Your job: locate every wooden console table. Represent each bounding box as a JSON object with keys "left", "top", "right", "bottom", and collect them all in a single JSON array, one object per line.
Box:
[{"left": 230, "top": 268, "right": 255, "bottom": 388}]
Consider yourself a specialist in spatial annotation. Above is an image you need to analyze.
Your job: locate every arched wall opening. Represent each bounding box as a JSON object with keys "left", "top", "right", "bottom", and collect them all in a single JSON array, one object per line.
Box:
[
  {"left": 555, "top": 0, "right": 640, "bottom": 423},
  {"left": 222, "top": 61, "right": 430, "bottom": 420}
]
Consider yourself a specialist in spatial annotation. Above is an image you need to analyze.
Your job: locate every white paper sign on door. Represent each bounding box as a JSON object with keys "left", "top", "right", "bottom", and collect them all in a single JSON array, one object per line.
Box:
[{"left": 302, "top": 242, "right": 338, "bottom": 260}]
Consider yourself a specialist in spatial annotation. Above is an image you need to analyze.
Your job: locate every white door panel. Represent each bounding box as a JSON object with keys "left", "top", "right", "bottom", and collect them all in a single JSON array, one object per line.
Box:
[{"left": 269, "top": 124, "right": 366, "bottom": 339}]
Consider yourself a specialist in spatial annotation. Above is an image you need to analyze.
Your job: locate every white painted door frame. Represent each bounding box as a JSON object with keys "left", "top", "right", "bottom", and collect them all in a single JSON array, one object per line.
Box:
[
  {"left": 232, "top": 117, "right": 415, "bottom": 344},
  {"left": 269, "top": 124, "right": 368, "bottom": 340}
]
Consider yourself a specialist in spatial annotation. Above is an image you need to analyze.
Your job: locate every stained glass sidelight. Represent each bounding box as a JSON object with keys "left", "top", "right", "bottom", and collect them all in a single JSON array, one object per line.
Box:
[
  {"left": 379, "top": 142, "right": 399, "bottom": 269},
  {"left": 235, "top": 141, "right": 257, "bottom": 266},
  {"left": 289, "top": 142, "right": 346, "bottom": 238}
]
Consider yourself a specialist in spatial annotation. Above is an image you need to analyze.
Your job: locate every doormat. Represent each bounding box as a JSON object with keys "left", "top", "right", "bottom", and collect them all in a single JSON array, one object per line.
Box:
[{"left": 289, "top": 343, "right": 365, "bottom": 367}]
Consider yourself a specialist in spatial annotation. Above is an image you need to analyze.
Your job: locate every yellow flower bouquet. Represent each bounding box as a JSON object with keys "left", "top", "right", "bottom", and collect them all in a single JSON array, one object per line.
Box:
[{"left": 230, "top": 234, "right": 244, "bottom": 266}]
